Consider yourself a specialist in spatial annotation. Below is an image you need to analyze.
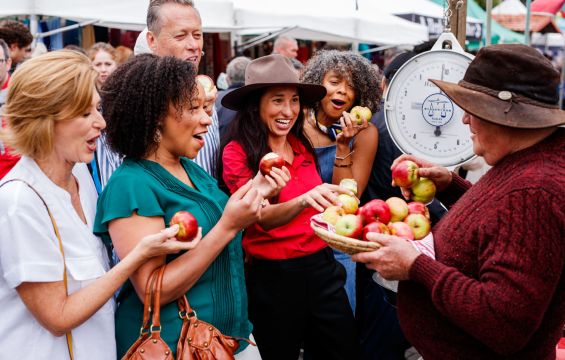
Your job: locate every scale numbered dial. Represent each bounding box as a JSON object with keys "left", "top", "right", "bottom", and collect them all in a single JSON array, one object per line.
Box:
[{"left": 385, "top": 36, "right": 476, "bottom": 167}]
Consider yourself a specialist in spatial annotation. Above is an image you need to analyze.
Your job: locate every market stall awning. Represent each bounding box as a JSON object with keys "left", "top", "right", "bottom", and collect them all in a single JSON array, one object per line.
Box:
[
  {"left": 492, "top": 13, "right": 561, "bottom": 32},
  {"left": 430, "top": 0, "right": 525, "bottom": 49},
  {"left": 233, "top": 0, "right": 429, "bottom": 45},
  {"left": 531, "top": 0, "right": 565, "bottom": 14}
]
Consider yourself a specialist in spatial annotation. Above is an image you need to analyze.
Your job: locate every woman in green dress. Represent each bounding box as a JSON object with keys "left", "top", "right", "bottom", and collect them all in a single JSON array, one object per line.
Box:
[{"left": 94, "top": 54, "right": 285, "bottom": 358}]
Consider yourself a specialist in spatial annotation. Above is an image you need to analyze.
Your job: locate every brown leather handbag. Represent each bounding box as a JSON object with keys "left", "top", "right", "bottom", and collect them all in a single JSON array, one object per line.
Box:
[
  {"left": 122, "top": 266, "right": 173, "bottom": 360},
  {"left": 175, "top": 295, "right": 245, "bottom": 359},
  {"left": 123, "top": 266, "right": 254, "bottom": 360}
]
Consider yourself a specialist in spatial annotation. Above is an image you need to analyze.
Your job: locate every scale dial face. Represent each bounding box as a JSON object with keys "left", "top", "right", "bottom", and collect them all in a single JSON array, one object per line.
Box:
[{"left": 385, "top": 49, "right": 475, "bottom": 167}]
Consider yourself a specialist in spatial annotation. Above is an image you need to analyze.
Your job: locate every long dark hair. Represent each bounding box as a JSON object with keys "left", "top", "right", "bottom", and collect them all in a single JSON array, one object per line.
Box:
[{"left": 218, "top": 88, "right": 318, "bottom": 185}]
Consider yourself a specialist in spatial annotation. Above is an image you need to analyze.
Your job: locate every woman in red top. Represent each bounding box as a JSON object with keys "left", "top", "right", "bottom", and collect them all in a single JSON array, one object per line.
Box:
[{"left": 220, "top": 54, "right": 358, "bottom": 360}]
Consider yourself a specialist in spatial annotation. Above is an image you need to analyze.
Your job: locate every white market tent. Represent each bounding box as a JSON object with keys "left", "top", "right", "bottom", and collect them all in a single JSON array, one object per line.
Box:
[
  {"left": 0, "top": 0, "right": 236, "bottom": 33},
  {"left": 492, "top": 0, "right": 527, "bottom": 15},
  {"left": 232, "top": 0, "right": 429, "bottom": 45},
  {"left": 0, "top": 0, "right": 428, "bottom": 46}
]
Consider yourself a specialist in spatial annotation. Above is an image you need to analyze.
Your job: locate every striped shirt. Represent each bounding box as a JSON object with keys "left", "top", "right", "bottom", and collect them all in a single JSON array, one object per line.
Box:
[
  {"left": 193, "top": 107, "right": 220, "bottom": 179},
  {"left": 95, "top": 134, "right": 122, "bottom": 189}
]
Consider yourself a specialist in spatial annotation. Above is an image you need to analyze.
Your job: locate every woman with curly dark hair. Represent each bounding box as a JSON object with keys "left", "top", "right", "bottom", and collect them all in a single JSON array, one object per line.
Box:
[
  {"left": 300, "top": 50, "right": 382, "bottom": 314},
  {"left": 221, "top": 54, "right": 357, "bottom": 359},
  {"left": 93, "top": 54, "right": 270, "bottom": 359}
]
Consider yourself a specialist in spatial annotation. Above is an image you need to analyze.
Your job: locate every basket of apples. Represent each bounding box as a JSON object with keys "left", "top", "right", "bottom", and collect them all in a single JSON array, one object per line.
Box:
[{"left": 310, "top": 179, "right": 432, "bottom": 255}]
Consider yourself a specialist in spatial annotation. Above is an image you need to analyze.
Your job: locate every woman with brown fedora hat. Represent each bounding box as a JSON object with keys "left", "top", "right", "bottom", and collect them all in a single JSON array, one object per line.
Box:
[
  {"left": 220, "top": 54, "right": 358, "bottom": 359},
  {"left": 353, "top": 44, "right": 565, "bottom": 360}
]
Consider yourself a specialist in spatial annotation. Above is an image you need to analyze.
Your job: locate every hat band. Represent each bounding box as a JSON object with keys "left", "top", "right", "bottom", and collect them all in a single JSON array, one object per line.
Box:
[{"left": 459, "top": 80, "right": 560, "bottom": 110}]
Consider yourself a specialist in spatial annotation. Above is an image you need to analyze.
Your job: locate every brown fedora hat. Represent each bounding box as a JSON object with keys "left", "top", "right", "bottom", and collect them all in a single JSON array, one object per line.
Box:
[
  {"left": 221, "top": 54, "right": 326, "bottom": 110},
  {"left": 431, "top": 44, "right": 565, "bottom": 129}
]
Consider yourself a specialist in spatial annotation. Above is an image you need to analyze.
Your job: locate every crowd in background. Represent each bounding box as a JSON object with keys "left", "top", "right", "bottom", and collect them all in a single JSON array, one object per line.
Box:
[{"left": 0, "top": 1, "right": 563, "bottom": 360}]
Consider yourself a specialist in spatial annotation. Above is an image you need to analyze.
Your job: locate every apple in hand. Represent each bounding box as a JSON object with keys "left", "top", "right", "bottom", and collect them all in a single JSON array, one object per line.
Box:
[
  {"left": 196, "top": 74, "right": 216, "bottom": 94},
  {"left": 407, "top": 201, "right": 430, "bottom": 220},
  {"left": 388, "top": 221, "right": 415, "bottom": 240},
  {"left": 392, "top": 160, "right": 419, "bottom": 188},
  {"left": 358, "top": 199, "right": 391, "bottom": 225},
  {"left": 338, "top": 194, "right": 359, "bottom": 214},
  {"left": 362, "top": 221, "right": 390, "bottom": 241},
  {"left": 403, "top": 213, "right": 431, "bottom": 240},
  {"left": 170, "top": 211, "right": 198, "bottom": 242},
  {"left": 386, "top": 197, "right": 409, "bottom": 222},
  {"left": 335, "top": 214, "right": 363, "bottom": 239},
  {"left": 339, "top": 178, "right": 358, "bottom": 196},
  {"left": 322, "top": 205, "right": 345, "bottom": 225},
  {"left": 411, "top": 177, "right": 436, "bottom": 204},
  {"left": 349, "top": 106, "right": 372, "bottom": 125},
  {"left": 259, "top": 152, "right": 285, "bottom": 176}
]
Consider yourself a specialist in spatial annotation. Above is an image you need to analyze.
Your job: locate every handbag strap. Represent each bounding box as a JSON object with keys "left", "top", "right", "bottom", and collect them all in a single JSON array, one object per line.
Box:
[
  {"left": 0, "top": 179, "right": 74, "bottom": 360},
  {"left": 149, "top": 266, "right": 166, "bottom": 337},
  {"left": 140, "top": 267, "right": 159, "bottom": 335}
]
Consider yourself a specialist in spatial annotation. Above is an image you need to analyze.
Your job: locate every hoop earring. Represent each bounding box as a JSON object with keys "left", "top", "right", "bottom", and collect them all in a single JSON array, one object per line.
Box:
[{"left": 154, "top": 129, "right": 162, "bottom": 144}]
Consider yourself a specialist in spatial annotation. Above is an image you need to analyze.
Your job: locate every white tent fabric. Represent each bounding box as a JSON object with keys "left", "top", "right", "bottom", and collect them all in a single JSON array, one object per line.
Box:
[
  {"left": 359, "top": 0, "right": 482, "bottom": 27},
  {"left": 0, "top": 0, "right": 428, "bottom": 45},
  {"left": 0, "top": 0, "right": 236, "bottom": 32},
  {"left": 492, "top": 0, "right": 527, "bottom": 15},
  {"left": 232, "top": 0, "right": 429, "bottom": 45}
]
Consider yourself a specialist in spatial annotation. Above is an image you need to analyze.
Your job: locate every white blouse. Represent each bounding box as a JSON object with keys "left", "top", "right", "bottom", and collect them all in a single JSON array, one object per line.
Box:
[{"left": 0, "top": 157, "right": 115, "bottom": 359}]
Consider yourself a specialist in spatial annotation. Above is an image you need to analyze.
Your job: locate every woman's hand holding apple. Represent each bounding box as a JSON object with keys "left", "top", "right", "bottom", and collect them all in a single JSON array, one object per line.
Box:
[
  {"left": 220, "top": 180, "right": 264, "bottom": 232},
  {"left": 299, "top": 183, "right": 354, "bottom": 212},
  {"left": 391, "top": 154, "right": 453, "bottom": 195},
  {"left": 134, "top": 224, "right": 203, "bottom": 261},
  {"left": 252, "top": 166, "right": 291, "bottom": 199},
  {"left": 336, "top": 111, "right": 369, "bottom": 145},
  {"left": 351, "top": 232, "right": 421, "bottom": 281}
]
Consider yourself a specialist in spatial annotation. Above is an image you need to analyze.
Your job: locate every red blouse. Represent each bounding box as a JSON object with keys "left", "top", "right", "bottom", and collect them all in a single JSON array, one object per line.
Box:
[{"left": 222, "top": 134, "right": 327, "bottom": 260}]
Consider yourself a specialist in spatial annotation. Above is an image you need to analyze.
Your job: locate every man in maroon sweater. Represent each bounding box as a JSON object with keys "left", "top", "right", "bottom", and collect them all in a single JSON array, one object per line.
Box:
[{"left": 353, "top": 44, "right": 565, "bottom": 360}]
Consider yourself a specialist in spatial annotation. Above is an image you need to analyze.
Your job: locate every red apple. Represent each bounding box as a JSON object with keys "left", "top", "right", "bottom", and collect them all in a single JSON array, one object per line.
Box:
[
  {"left": 392, "top": 160, "right": 419, "bottom": 188},
  {"left": 259, "top": 152, "right": 285, "bottom": 176},
  {"left": 335, "top": 214, "right": 363, "bottom": 239},
  {"left": 358, "top": 199, "right": 391, "bottom": 225},
  {"left": 385, "top": 196, "right": 409, "bottom": 222},
  {"left": 349, "top": 106, "right": 372, "bottom": 125},
  {"left": 403, "top": 213, "right": 431, "bottom": 240},
  {"left": 338, "top": 194, "right": 359, "bottom": 214},
  {"left": 388, "top": 221, "right": 415, "bottom": 240},
  {"left": 411, "top": 177, "right": 436, "bottom": 204},
  {"left": 407, "top": 201, "right": 430, "bottom": 220},
  {"left": 196, "top": 74, "right": 215, "bottom": 93},
  {"left": 339, "top": 178, "right": 358, "bottom": 196},
  {"left": 322, "top": 205, "right": 345, "bottom": 225},
  {"left": 362, "top": 221, "right": 390, "bottom": 241},
  {"left": 170, "top": 211, "right": 198, "bottom": 242}
]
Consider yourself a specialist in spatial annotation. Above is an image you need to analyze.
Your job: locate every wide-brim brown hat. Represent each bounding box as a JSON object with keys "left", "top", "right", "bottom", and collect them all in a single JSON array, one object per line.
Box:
[
  {"left": 431, "top": 44, "right": 565, "bottom": 129},
  {"left": 221, "top": 54, "right": 326, "bottom": 110}
]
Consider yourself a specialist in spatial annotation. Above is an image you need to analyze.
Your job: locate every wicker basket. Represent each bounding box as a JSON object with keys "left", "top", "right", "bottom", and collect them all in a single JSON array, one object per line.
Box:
[{"left": 310, "top": 220, "right": 380, "bottom": 255}]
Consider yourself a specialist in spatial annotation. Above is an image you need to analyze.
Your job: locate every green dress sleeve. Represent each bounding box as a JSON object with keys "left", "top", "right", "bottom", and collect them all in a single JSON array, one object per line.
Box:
[{"left": 94, "top": 160, "right": 164, "bottom": 236}]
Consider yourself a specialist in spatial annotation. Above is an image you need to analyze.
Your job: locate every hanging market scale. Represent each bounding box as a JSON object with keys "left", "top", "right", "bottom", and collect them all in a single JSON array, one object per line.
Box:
[{"left": 384, "top": 0, "right": 476, "bottom": 168}]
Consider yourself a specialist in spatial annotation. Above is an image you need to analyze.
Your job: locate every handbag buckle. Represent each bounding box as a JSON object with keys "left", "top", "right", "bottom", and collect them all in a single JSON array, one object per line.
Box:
[
  {"left": 139, "top": 326, "right": 149, "bottom": 336},
  {"left": 150, "top": 325, "right": 162, "bottom": 333},
  {"left": 178, "top": 310, "right": 197, "bottom": 320}
]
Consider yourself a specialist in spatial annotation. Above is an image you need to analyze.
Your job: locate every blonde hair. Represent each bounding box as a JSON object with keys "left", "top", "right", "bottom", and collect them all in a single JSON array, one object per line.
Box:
[
  {"left": 1, "top": 50, "right": 98, "bottom": 158},
  {"left": 87, "top": 42, "right": 116, "bottom": 61}
]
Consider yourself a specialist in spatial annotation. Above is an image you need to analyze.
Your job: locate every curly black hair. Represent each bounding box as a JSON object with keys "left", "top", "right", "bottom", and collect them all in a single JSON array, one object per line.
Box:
[
  {"left": 0, "top": 20, "right": 32, "bottom": 48},
  {"left": 301, "top": 50, "right": 382, "bottom": 115},
  {"left": 100, "top": 54, "right": 197, "bottom": 159}
]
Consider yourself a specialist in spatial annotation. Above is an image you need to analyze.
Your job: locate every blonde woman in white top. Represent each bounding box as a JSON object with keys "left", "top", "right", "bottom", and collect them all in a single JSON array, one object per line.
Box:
[{"left": 0, "top": 50, "right": 200, "bottom": 359}]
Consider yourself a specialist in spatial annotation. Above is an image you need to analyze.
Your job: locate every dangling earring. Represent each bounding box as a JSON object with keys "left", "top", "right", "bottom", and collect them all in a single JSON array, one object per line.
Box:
[{"left": 154, "top": 129, "right": 162, "bottom": 144}]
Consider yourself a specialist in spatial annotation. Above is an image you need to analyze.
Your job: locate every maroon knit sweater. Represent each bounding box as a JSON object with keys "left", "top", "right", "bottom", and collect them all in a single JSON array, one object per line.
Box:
[{"left": 398, "top": 128, "right": 565, "bottom": 360}]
